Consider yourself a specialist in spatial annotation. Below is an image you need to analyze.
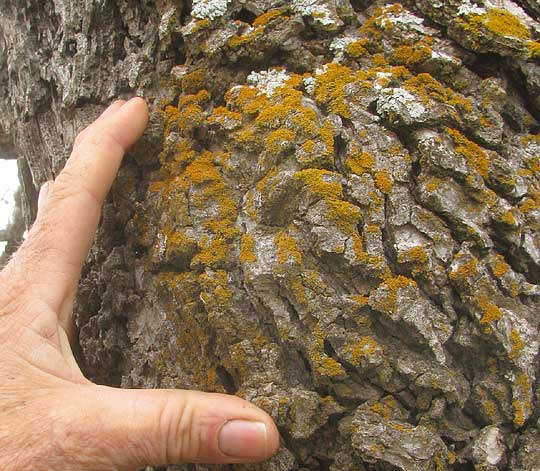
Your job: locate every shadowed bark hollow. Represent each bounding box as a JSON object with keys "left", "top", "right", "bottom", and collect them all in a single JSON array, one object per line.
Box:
[{"left": 2, "top": 0, "right": 540, "bottom": 469}]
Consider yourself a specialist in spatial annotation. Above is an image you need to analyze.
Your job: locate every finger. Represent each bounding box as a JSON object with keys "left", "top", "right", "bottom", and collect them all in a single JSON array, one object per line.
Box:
[
  {"left": 62, "top": 386, "right": 280, "bottom": 469},
  {"left": 14, "top": 97, "right": 148, "bottom": 312},
  {"left": 36, "top": 181, "right": 53, "bottom": 219},
  {"left": 73, "top": 100, "right": 127, "bottom": 149}
]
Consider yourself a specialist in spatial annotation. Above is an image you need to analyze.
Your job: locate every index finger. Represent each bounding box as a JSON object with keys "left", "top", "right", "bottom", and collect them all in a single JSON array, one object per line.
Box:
[{"left": 13, "top": 97, "right": 149, "bottom": 311}]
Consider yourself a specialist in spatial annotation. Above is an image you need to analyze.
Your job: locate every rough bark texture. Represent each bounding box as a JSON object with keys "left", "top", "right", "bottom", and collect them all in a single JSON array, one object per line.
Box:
[{"left": 2, "top": 0, "right": 540, "bottom": 469}]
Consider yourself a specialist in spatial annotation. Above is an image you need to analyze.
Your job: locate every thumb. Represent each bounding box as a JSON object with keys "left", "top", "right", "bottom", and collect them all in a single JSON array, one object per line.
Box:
[{"left": 67, "top": 385, "right": 280, "bottom": 469}]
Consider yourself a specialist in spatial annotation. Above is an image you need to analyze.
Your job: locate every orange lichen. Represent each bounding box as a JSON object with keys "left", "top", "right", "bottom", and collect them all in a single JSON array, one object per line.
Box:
[
  {"left": 484, "top": 399, "right": 497, "bottom": 417},
  {"left": 226, "top": 86, "right": 269, "bottom": 115},
  {"left": 294, "top": 169, "right": 343, "bottom": 200},
  {"left": 509, "top": 329, "right": 525, "bottom": 359},
  {"left": 184, "top": 152, "right": 221, "bottom": 184},
  {"left": 512, "top": 399, "right": 526, "bottom": 427},
  {"left": 346, "top": 149, "right": 375, "bottom": 175},
  {"left": 346, "top": 39, "right": 369, "bottom": 58},
  {"left": 228, "top": 26, "right": 265, "bottom": 48},
  {"left": 350, "top": 233, "right": 368, "bottom": 263},
  {"left": 310, "top": 325, "right": 346, "bottom": 377},
  {"left": 347, "top": 336, "right": 378, "bottom": 365},
  {"left": 319, "top": 120, "right": 335, "bottom": 157},
  {"left": 500, "top": 210, "right": 517, "bottom": 225},
  {"left": 374, "top": 170, "right": 393, "bottom": 194},
  {"left": 181, "top": 68, "right": 207, "bottom": 93},
  {"left": 492, "top": 255, "right": 510, "bottom": 277},
  {"left": 177, "top": 104, "right": 206, "bottom": 130},
  {"left": 399, "top": 246, "right": 429, "bottom": 271},
  {"left": 477, "top": 295, "right": 503, "bottom": 325},
  {"left": 370, "top": 275, "right": 417, "bottom": 315},
  {"left": 240, "top": 234, "right": 257, "bottom": 263},
  {"left": 291, "top": 278, "right": 308, "bottom": 305},
  {"left": 450, "top": 257, "right": 478, "bottom": 281},
  {"left": 313, "top": 63, "right": 359, "bottom": 118},
  {"left": 253, "top": 8, "right": 285, "bottom": 27},
  {"left": 446, "top": 128, "right": 490, "bottom": 178},
  {"left": 178, "top": 89, "right": 211, "bottom": 108},
  {"left": 425, "top": 178, "right": 443, "bottom": 192},
  {"left": 404, "top": 74, "right": 474, "bottom": 113},
  {"left": 275, "top": 231, "right": 303, "bottom": 264},
  {"left": 208, "top": 106, "right": 243, "bottom": 127},
  {"left": 265, "top": 128, "right": 296, "bottom": 154},
  {"left": 391, "top": 42, "right": 432, "bottom": 65},
  {"left": 528, "top": 40, "right": 540, "bottom": 60},
  {"left": 199, "top": 270, "right": 233, "bottom": 308},
  {"left": 325, "top": 199, "right": 361, "bottom": 232},
  {"left": 350, "top": 294, "right": 369, "bottom": 306},
  {"left": 463, "top": 9, "right": 531, "bottom": 41}
]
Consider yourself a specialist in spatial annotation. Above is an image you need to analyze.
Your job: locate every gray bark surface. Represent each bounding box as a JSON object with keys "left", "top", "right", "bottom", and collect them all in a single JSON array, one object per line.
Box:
[{"left": 2, "top": 0, "right": 540, "bottom": 469}]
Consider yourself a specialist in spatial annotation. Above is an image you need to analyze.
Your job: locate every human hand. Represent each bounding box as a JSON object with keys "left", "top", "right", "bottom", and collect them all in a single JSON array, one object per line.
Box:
[{"left": 0, "top": 98, "right": 279, "bottom": 470}]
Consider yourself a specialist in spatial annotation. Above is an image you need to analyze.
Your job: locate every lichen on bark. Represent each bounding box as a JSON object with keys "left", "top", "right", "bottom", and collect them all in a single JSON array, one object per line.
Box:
[{"left": 2, "top": 0, "right": 540, "bottom": 469}]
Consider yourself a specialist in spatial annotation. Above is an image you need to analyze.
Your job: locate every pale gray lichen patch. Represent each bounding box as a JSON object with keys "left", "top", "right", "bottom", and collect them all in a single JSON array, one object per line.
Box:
[
  {"left": 192, "top": 0, "right": 231, "bottom": 20},
  {"left": 457, "top": 0, "right": 487, "bottom": 16},
  {"left": 291, "top": 0, "right": 335, "bottom": 26},
  {"left": 377, "top": 88, "right": 428, "bottom": 124},
  {"left": 247, "top": 69, "right": 291, "bottom": 97}
]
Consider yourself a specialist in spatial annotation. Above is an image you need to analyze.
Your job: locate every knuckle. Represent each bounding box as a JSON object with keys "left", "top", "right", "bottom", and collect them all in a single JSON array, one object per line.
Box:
[
  {"left": 53, "top": 167, "right": 102, "bottom": 210},
  {"left": 158, "top": 394, "right": 202, "bottom": 463}
]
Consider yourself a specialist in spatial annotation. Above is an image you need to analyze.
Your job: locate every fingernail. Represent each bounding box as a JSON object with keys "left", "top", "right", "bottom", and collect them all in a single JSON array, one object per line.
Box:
[
  {"left": 38, "top": 181, "right": 52, "bottom": 214},
  {"left": 218, "top": 420, "right": 268, "bottom": 459}
]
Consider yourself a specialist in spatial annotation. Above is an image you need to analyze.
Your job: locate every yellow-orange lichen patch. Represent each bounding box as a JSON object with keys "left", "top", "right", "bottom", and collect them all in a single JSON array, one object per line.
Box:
[
  {"left": 265, "top": 128, "right": 297, "bottom": 155},
  {"left": 477, "top": 295, "right": 503, "bottom": 325},
  {"left": 404, "top": 74, "right": 474, "bottom": 113},
  {"left": 226, "top": 85, "right": 270, "bottom": 115},
  {"left": 528, "top": 40, "right": 540, "bottom": 60},
  {"left": 391, "top": 42, "right": 432, "bottom": 66},
  {"left": 326, "top": 200, "right": 362, "bottom": 233},
  {"left": 181, "top": 68, "right": 207, "bottom": 94},
  {"left": 313, "top": 63, "right": 360, "bottom": 118},
  {"left": 294, "top": 169, "right": 343, "bottom": 200},
  {"left": 275, "top": 231, "right": 303, "bottom": 264},
  {"left": 374, "top": 170, "right": 393, "bottom": 194},
  {"left": 208, "top": 106, "right": 243, "bottom": 127},
  {"left": 240, "top": 234, "right": 257, "bottom": 263},
  {"left": 509, "top": 329, "right": 525, "bottom": 359},
  {"left": 370, "top": 275, "right": 417, "bottom": 315},
  {"left": 347, "top": 336, "right": 378, "bottom": 365},
  {"left": 199, "top": 270, "right": 234, "bottom": 310},
  {"left": 500, "top": 210, "right": 517, "bottom": 225},
  {"left": 346, "top": 39, "right": 369, "bottom": 58},
  {"left": 462, "top": 9, "right": 531, "bottom": 41},
  {"left": 346, "top": 149, "right": 376, "bottom": 175},
  {"left": 309, "top": 324, "right": 346, "bottom": 378},
  {"left": 184, "top": 151, "right": 221, "bottom": 184},
  {"left": 446, "top": 128, "right": 490, "bottom": 178},
  {"left": 253, "top": 8, "right": 286, "bottom": 27},
  {"left": 491, "top": 254, "right": 510, "bottom": 277},
  {"left": 398, "top": 246, "right": 429, "bottom": 275}
]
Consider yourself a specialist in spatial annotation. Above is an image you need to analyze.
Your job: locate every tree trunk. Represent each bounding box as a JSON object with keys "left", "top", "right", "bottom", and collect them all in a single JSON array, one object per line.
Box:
[{"left": 2, "top": 0, "right": 540, "bottom": 469}]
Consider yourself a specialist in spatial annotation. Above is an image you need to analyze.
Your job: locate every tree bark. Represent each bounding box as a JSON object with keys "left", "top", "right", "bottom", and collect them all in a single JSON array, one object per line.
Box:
[{"left": 2, "top": 0, "right": 540, "bottom": 469}]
